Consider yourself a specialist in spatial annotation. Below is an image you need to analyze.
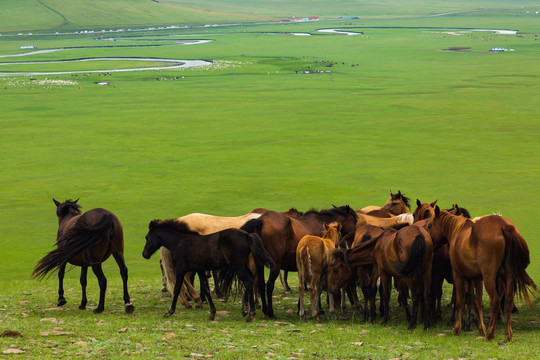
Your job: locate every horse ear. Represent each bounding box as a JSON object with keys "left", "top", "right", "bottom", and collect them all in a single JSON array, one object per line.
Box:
[
  {"left": 397, "top": 190, "right": 402, "bottom": 196},
  {"left": 74, "top": 198, "right": 79, "bottom": 204},
  {"left": 430, "top": 200, "right": 438, "bottom": 207},
  {"left": 53, "top": 198, "right": 60, "bottom": 207},
  {"left": 323, "top": 222, "right": 329, "bottom": 230},
  {"left": 416, "top": 199, "right": 421, "bottom": 207},
  {"left": 434, "top": 205, "right": 441, "bottom": 218}
]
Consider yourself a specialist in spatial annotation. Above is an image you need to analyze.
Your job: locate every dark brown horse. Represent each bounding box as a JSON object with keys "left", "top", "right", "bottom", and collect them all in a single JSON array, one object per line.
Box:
[
  {"left": 329, "top": 225, "right": 385, "bottom": 321},
  {"left": 33, "top": 199, "right": 134, "bottom": 314},
  {"left": 431, "top": 206, "right": 536, "bottom": 341},
  {"left": 143, "top": 219, "right": 276, "bottom": 322},
  {"left": 241, "top": 205, "right": 358, "bottom": 318}
]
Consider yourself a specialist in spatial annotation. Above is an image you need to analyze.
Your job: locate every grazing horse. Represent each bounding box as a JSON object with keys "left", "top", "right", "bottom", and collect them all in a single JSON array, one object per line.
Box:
[
  {"left": 359, "top": 190, "right": 411, "bottom": 216},
  {"left": 142, "top": 219, "right": 276, "bottom": 322},
  {"left": 33, "top": 199, "right": 134, "bottom": 314},
  {"left": 431, "top": 206, "right": 536, "bottom": 341},
  {"left": 160, "top": 208, "right": 302, "bottom": 301},
  {"left": 241, "top": 205, "right": 358, "bottom": 318},
  {"left": 297, "top": 222, "right": 342, "bottom": 320},
  {"left": 329, "top": 225, "right": 386, "bottom": 321}
]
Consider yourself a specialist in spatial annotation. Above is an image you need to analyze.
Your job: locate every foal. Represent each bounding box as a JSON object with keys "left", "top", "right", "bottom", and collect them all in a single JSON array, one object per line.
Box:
[{"left": 296, "top": 222, "right": 342, "bottom": 320}]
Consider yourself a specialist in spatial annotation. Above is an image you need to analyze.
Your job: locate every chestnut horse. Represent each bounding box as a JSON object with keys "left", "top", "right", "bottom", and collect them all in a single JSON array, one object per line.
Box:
[
  {"left": 241, "top": 205, "right": 358, "bottom": 318},
  {"left": 33, "top": 199, "right": 134, "bottom": 314},
  {"left": 413, "top": 200, "right": 474, "bottom": 324},
  {"left": 142, "top": 219, "right": 276, "bottom": 322},
  {"left": 297, "top": 222, "right": 342, "bottom": 320},
  {"left": 431, "top": 206, "right": 536, "bottom": 341},
  {"left": 359, "top": 190, "right": 411, "bottom": 216}
]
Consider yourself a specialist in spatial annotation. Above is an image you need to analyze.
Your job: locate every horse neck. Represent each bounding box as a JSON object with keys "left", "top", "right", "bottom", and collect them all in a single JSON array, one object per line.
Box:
[
  {"left": 156, "top": 227, "right": 192, "bottom": 251},
  {"left": 347, "top": 241, "right": 375, "bottom": 267},
  {"left": 438, "top": 212, "right": 469, "bottom": 244}
]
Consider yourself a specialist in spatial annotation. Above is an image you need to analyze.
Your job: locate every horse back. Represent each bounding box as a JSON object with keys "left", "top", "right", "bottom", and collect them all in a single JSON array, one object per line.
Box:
[{"left": 61, "top": 208, "right": 121, "bottom": 266}]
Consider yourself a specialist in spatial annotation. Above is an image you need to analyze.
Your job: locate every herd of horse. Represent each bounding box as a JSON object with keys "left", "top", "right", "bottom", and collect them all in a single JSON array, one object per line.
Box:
[{"left": 33, "top": 191, "right": 536, "bottom": 342}]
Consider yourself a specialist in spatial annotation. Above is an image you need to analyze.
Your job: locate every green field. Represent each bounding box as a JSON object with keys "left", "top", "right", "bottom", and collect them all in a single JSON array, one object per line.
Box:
[{"left": 1, "top": 1, "right": 539, "bottom": 359}]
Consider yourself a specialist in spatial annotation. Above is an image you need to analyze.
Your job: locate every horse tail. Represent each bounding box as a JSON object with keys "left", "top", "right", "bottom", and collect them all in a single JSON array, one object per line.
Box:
[
  {"left": 299, "top": 246, "right": 313, "bottom": 285},
  {"left": 503, "top": 225, "right": 537, "bottom": 306},
  {"left": 216, "top": 266, "right": 237, "bottom": 301},
  {"left": 240, "top": 218, "right": 263, "bottom": 236},
  {"left": 394, "top": 234, "right": 425, "bottom": 278},
  {"left": 32, "top": 213, "right": 114, "bottom": 279},
  {"left": 161, "top": 247, "right": 176, "bottom": 294},
  {"left": 247, "top": 233, "right": 275, "bottom": 269}
]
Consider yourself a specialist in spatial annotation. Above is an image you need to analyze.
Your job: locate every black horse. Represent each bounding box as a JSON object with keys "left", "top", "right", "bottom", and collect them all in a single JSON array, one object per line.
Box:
[
  {"left": 33, "top": 199, "right": 134, "bottom": 314},
  {"left": 142, "top": 219, "right": 276, "bottom": 322}
]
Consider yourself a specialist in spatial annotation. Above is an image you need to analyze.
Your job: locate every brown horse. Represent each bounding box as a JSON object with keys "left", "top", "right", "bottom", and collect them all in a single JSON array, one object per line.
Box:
[
  {"left": 431, "top": 206, "right": 536, "bottom": 341},
  {"left": 359, "top": 190, "right": 411, "bottom": 216},
  {"left": 413, "top": 200, "right": 474, "bottom": 324},
  {"left": 241, "top": 205, "right": 358, "bottom": 318},
  {"left": 297, "top": 222, "right": 342, "bottom": 320},
  {"left": 33, "top": 199, "right": 134, "bottom": 314}
]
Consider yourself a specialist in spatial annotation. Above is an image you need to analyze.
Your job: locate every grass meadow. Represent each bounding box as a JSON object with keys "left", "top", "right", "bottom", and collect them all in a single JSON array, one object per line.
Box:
[{"left": 1, "top": 1, "right": 539, "bottom": 359}]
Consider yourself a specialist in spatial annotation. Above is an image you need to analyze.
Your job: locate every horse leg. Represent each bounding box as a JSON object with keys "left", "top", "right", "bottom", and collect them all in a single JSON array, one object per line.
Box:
[
  {"left": 483, "top": 275, "right": 500, "bottom": 340},
  {"left": 380, "top": 273, "right": 391, "bottom": 324},
  {"left": 78, "top": 266, "right": 88, "bottom": 310},
  {"left": 237, "top": 267, "right": 256, "bottom": 322},
  {"left": 280, "top": 270, "right": 291, "bottom": 293},
  {"left": 91, "top": 264, "right": 107, "bottom": 314},
  {"left": 159, "top": 258, "right": 169, "bottom": 295},
  {"left": 504, "top": 273, "right": 516, "bottom": 342},
  {"left": 254, "top": 262, "right": 268, "bottom": 316},
  {"left": 327, "top": 273, "right": 336, "bottom": 320},
  {"left": 165, "top": 270, "right": 185, "bottom": 317},
  {"left": 451, "top": 274, "right": 465, "bottom": 336},
  {"left": 265, "top": 267, "right": 280, "bottom": 319},
  {"left": 198, "top": 271, "right": 216, "bottom": 321},
  {"left": 113, "top": 252, "right": 134, "bottom": 314},
  {"left": 297, "top": 268, "right": 306, "bottom": 320},
  {"left": 57, "top": 263, "right": 67, "bottom": 307},
  {"left": 310, "top": 273, "right": 321, "bottom": 320},
  {"left": 409, "top": 288, "right": 420, "bottom": 330}
]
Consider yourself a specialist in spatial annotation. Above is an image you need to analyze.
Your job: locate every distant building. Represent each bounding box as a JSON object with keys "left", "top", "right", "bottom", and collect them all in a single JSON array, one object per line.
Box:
[{"left": 20, "top": 45, "right": 36, "bottom": 49}]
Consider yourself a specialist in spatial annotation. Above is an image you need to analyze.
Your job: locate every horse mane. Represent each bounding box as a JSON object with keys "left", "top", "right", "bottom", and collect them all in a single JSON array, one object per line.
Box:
[
  {"left": 304, "top": 205, "right": 357, "bottom": 219},
  {"left": 56, "top": 199, "right": 82, "bottom": 218},
  {"left": 149, "top": 219, "right": 199, "bottom": 235},
  {"left": 331, "top": 248, "right": 348, "bottom": 267},
  {"left": 439, "top": 211, "right": 471, "bottom": 241}
]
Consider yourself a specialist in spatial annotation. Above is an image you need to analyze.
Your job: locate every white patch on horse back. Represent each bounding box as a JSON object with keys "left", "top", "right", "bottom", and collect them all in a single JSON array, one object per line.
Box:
[
  {"left": 396, "top": 213, "right": 413, "bottom": 224},
  {"left": 246, "top": 213, "right": 262, "bottom": 220}
]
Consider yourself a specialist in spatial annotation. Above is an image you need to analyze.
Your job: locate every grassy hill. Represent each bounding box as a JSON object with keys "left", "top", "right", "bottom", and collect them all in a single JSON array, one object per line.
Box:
[{"left": 1, "top": 0, "right": 539, "bottom": 32}]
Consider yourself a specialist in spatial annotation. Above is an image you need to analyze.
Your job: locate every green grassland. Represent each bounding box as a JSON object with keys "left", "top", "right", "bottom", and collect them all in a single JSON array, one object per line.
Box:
[{"left": 1, "top": 2, "right": 539, "bottom": 359}]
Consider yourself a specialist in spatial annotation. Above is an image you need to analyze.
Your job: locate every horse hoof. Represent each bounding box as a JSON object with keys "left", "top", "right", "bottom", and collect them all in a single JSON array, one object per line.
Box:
[
  {"left": 78, "top": 304, "right": 86, "bottom": 310},
  {"left": 125, "top": 303, "right": 135, "bottom": 314},
  {"left": 58, "top": 299, "right": 67, "bottom": 307},
  {"left": 93, "top": 308, "right": 104, "bottom": 314}
]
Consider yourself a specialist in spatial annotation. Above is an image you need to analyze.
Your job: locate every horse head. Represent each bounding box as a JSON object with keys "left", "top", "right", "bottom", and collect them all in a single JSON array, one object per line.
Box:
[
  {"left": 53, "top": 198, "right": 82, "bottom": 220},
  {"left": 328, "top": 248, "right": 352, "bottom": 294},
  {"left": 413, "top": 199, "right": 437, "bottom": 222},
  {"left": 380, "top": 190, "right": 411, "bottom": 215}
]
